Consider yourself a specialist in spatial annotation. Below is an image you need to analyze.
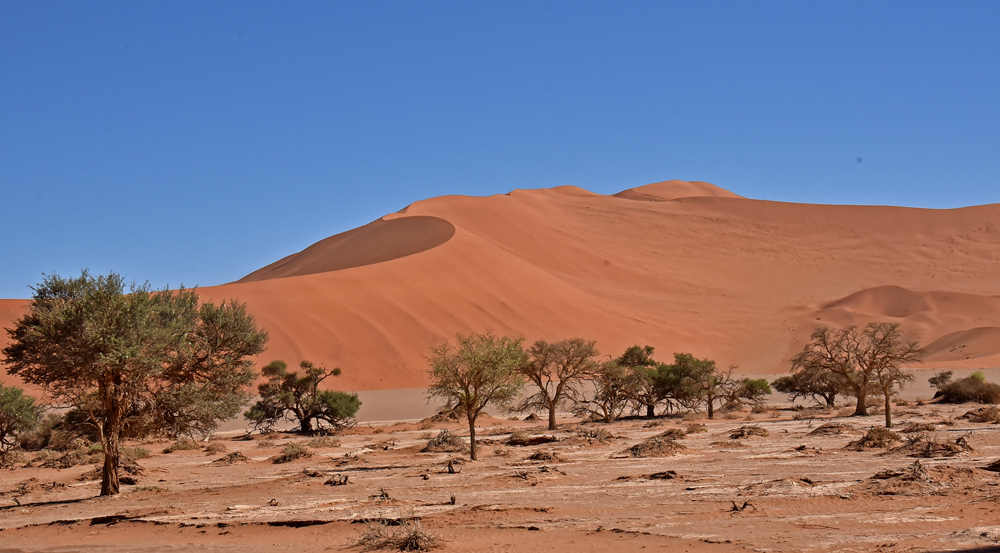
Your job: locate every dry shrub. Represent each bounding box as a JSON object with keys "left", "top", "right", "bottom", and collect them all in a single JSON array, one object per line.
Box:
[
  {"left": 685, "top": 423, "right": 707, "bottom": 434},
  {"left": 730, "top": 425, "right": 768, "bottom": 439},
  {"left": 660, "top": 427, "right": 687, "bottom": 440},
  {"left": 203, "top": 441, "right": 228, "bottom": 455},
  {"left": 808, "top": 422, "right": 855, "bottom": 436},
  {"left": 890, "top": 433, "right": 973, "bottom": 458},
  {"left": 681, "top": 412, "right": 701, "bottom": 422},
  {"left": 355, "top": 518, "right": 443, "bottom": 552},
  {"left": 213, "top": 451, "right": 249, "bottom": 465},
  {"left": 961, "top": 406, "right": 1000, "bottom": 423},
  {"left": 899, "top": 422, "right": 937, "bottom": 433},
  {"left": 256, "top": 437, "right": 277, "bottom": 449},
  {"left": 271, "top": 442, "right": 312, "bottom": 464},
  {"left": 723, "top": 411, "right": 742, "bottom": 420},
  {"left": 938, "top": 376, "right": 1000, "bottom": 404},
  {"left": 307, "top": 436, "right": 341, "bottom": 448},
  {"left": 848, "top": 426, "right": 902, "bottom": 450},
  {"left": 576, "top": 427, "right": 612, "bottom": 443},
  {"left": 622, "top": 434, "right": 688, "bottom": 458},
  {"left": 422, "top": 430, "right": 467, "bottom": 453},
  {"left": 163, "top": 439, "right": 200, "bottom": 454},
  {"left": 525, "top": 450, "right": 562, "bottom": 462}
]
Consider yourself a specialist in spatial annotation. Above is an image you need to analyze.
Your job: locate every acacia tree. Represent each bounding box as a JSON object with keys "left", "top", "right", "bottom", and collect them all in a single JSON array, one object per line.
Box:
[
  {"left": 517, "top": 338, "right": 600, "bottom": 430},
  {"left": 771, "top": 369, "right": 840, "bottom": 407},
  {"left": 427, "top": 331, "right": 525, "bottom": 461},
  {"left": 3, "top": 271, "right": 267, "bottom": 496},
  {"left": 574, "top": 360, "right": 640, "bottom": 423},
  {"left": 657, "top": 353, "right": 734, "bottom": 419},
  {"left": 245, "top": 360, "right": 360, "bottom": 433},
  {"left": 790, "top": 323, "right": 922, "bottom": 421},
  {"left": 616, "top": 345, "right": 662, "bottom": 417}
]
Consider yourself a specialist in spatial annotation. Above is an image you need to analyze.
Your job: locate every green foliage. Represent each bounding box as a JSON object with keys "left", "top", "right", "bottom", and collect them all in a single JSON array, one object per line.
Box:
[
  {"left": 271, "top": 441, "right": 312, "bottom": 464},
  {"left": 772, "top": 369, "right": 840, "bottom": 408},
  {"left": 971, "top": 371, "right": 986, "bottom": 382},
  {"left": 928, "top": 370, "right": 953, "bottom": 391},
  {"left": 2, "top": 271, "right": 267, "bottom": 496},
  {"left": 427, "top": 331, "right": 525, "bottom": 460},
  {"left": 0, "top": 385, "right": 40, "bottom": 454},
  {"left": 654, "top": 353, "right": 732, "bottom": 419},
  {"left": 245, "top": 360, "right": 360, "bottom": 433},
  {"left": 615, "top": 345, "right": 662, "bottom": 417}
]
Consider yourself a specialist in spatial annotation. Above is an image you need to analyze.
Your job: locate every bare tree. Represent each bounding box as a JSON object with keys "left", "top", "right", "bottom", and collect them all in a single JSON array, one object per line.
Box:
[
  {"left": 518, "top": 339, "right": 600, "bottom": 430},
  {"left": 790, "top": 323, "right": 922, "bottom": 424},
  {"left": 427, "top": 331, "right": 525, "bottom": 461}
]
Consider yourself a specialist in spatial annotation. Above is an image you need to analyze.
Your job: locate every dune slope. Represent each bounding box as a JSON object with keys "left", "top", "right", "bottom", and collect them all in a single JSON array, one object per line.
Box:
[{"left": 3, "top": 179, "right": 999, "bottom": 391}]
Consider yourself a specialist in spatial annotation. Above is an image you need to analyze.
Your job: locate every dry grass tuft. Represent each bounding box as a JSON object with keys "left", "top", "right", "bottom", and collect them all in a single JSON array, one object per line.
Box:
[
  {"left": 622, "top": 433, "right": 688, "bottom": 458},
  {"left": 685, "top": 423, "right": 707, "bottom": 434},
  {"left": 270, "top": 442, "right": 312, "bottom": 464},
  {"left": 730, "top": 425, "right": 769, "bottom": 439},
  {"left": 422, "top": 430, "right": 467, "bottom": 453},
  {"left": 355, "top": 518, "right": 443, "bottom": 551},
  {"left": 847, "top": 426, "right": 902, "bottom": 450}
]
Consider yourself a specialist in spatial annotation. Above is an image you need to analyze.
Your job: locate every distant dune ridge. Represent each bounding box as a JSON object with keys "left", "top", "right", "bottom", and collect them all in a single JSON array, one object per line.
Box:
[{"left": 2, "top": 179, "right": 1000, "bottom": 392}]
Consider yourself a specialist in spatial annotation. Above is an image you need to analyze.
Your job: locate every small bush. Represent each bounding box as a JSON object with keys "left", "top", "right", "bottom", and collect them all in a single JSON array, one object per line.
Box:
[
  {"left": 685, "top": 423, "right": 707, "bottom": 434},
  {"left": 0, "top": 385, "right": 40, "bottom": 455},
  {"left": 124, "top": 446, "right": 152, "bottom": 459},
  {"left": 577, "top": 427, "right": 613, "bottom": 443},
  {"left": 203, "top": 441, "right": 228, "bottom": 455},
  {"left": 623, "top": 434, "right": 688, "bottom": 458},
  {"left": 422, "top": 430, "right": 467, "bottom": 453},
  {"left": 256, "top": 438, "right": 276, "bottom": 449},
  {"left": 961, "top": 406, "right": 1000, "bottom": 423},
  {"left": 681, "top": 412, "right": 701, "bottom": 422},
  {"left": 271, "top": 442, "right": 312, "bottom": 464},
  {"left": 163, "top": 439, "right": 200, "bottom": 454},
  {"left": 213, "top": 451, "right": 249, "bottom": 465},
  {"left": 307, "top": 436, "right": 341, "bottom": 448},
  {"left": 848, "top": 426, "right": 902, "bottom": 450},
  {"left": 659, "top": 428, "right": 687, "bottom": 440},
  {"left": 938, "top": 376, "right": 1000, "bottom": 404},
  {"left": 730, "top": 425, "right": 768, "bottom": 439},
  {"left": 355, "top": 518, "right": 443, "bottom": 552},
  {"left": 899, "top": 422, "right": 937, "bottom": 433}
]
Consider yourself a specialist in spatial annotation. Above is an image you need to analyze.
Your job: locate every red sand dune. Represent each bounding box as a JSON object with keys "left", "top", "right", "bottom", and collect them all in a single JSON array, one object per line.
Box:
[{"left": 3, "top": 179, "right": 1000, "bottom": 391}]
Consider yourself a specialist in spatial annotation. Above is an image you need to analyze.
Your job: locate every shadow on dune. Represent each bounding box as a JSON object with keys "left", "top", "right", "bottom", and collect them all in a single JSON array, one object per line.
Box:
[{"left": 238, "top": 215, "right": 456, "bottom": 282}]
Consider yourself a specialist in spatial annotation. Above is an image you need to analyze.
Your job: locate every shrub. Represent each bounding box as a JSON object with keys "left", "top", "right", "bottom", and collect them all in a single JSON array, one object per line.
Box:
[
  {"left": 355, "top": 518, "right": 443, "bottom": 552},
  {"left": 729, "top": 425, "right": 768, "bottom": 439},
  {"left": 685, "top": 423, "right": 707, "bottom": 434},
  {"left": 577, "top": 427, "right": 613, "bottom": 443},
  {"left": 848, "top": 426, "right": 902, "bottom": 449},
  {"left": 246, "top": 360, "right": 361, "bottom": 434},
  {"left": 623, "top": 433, "right": 688, "bottom": 457},
  {"left": 422, "top": 430, "right": 467, "bottom": 453},
  {"left": 163, "top": 439, "right": 201, "bottom": 453},
  {"left": 961, "top": 406, "right": 1000, "bottom": 423},
  {"left": 937, "top": 376, "right": 1000, "bottom": 404},
  {"left": 203, "top": 441, "right": 228, "bottom": 455},
  {"left": 0, "top": 385, "right": 40, "bottom": 455},
  {"left": 271, "top": 442, "right": 312, "bottom": 464},
  {"left": 306, "top": 436, "right": 341, "bottom": 448}
]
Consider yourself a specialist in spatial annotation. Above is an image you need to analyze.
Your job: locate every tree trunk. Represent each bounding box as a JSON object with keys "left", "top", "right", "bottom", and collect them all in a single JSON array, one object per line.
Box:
[
  {"left": 884, "top": 392, "right": 892, "bottom": 428},
  {"left": 825, "top": 394, "right": 836, "bottom": 408},
  {"left": 852, "top": 394, "right": 868, "bottom": 416},
  {"left": 547, "top": 404, "right": 557, "bottom": 431},
  {"left": 300, "top": 418, "right": 313, "bottom": 433},
  {"left": 467, "top": 413, "right": 478, "bottom": 461},
  {"left": 100, "top": 410, "right": 122, "bottom": 497},
  {"left": 646, "top": 403, "right": 655, "bottom": 418}
]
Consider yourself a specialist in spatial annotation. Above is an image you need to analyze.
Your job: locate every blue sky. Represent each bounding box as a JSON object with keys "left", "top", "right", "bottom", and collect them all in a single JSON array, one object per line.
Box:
[{"left": 1, "top": 2, "right": 998, "bottom": 299}]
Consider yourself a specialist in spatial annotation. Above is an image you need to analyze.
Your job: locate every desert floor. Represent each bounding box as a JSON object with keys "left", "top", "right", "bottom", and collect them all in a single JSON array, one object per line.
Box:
[{"left": 3, "top": 398, "right": 1000, "bottom": 553}]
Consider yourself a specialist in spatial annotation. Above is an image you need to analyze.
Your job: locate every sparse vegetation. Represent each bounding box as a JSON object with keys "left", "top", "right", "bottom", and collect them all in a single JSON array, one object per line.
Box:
[
  {"left": 163, "top": 439, "right": 200, "bottom": 454},
  {"left": 623, "top": 431, "right": 688, "bottom": 457},
  {"left": 730, "top": 425, "right": 768, "bottom": 439},
  {"left": 960, "top": 406, "right": 1000, "bottom": 423},
  {"left": 685, "top": 423, "right": 707, "bottom": 434}
]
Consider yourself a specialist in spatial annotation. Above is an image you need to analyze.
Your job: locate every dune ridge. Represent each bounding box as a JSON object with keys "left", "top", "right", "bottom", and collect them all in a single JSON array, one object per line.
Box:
[{"left": 2, "top": 180, "right": 1000, "bottom": 392}]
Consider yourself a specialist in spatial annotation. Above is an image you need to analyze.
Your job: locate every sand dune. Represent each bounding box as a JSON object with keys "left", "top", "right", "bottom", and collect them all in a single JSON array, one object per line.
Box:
[{"left": 3, "top": 179, "right": 1000, "bottom": 391}]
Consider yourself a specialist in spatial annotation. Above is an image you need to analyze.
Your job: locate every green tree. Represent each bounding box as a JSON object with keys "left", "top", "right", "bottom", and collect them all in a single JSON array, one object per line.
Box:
[
  {"left": 0, "top": 385, "right": 40, "bottom": 458},
  {"left": 517, "top": 338, "right": 600, "bottom": 430},
  {"left": 771, "top": 369, "right": 840, "bottom": 408},
  {"left": 427, "top": 331, "right": 526, "bottom": 461},
  {"left": 615, "top": 345, "right": 662, "bottom": 418},
  {"left": 3, "top": 271, "right": 267, "bottom": 496},
  {"left": 245, "top": 360, "right": 360, "bottom": 433},
  {"left": 656, "top": 353, "right": 732, "bottom": 419},
  {"left": 790, "top": 323, "right": 922, "bottom": 423}
]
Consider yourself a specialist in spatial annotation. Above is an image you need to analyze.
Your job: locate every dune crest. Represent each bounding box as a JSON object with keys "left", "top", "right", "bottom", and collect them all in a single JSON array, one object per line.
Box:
[{"left": 3, "top": 180, "right": 1000, "bottom": 391}]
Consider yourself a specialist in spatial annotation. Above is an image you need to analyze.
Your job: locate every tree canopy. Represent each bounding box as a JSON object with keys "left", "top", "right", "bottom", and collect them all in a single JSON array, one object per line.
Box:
[
  {"left": 0, "top": 385, "right": 39, "bottom": 462},
  {"left": 2, "top": 271, "right": 268, "bottom": 495}
]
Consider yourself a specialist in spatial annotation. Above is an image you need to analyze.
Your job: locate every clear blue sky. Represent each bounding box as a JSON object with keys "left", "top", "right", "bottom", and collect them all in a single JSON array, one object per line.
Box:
[{"left": 2, "top": 2, "right": 998, "bottom": 299}]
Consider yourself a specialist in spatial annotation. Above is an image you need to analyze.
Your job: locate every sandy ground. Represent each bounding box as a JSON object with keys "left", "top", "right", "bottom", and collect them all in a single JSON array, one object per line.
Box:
[{"left": 4, "top": 396, "right": 1000, "bottom": 553}]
